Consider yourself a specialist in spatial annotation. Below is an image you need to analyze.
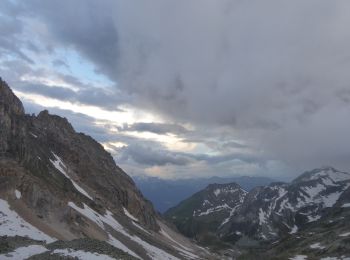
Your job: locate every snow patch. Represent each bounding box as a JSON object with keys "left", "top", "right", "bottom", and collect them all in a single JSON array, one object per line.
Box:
[
  {"left": 172, "top": 245, "right": 199, "bottom": 260},
  {"left": 273, "top": 188, "right": 288, "bottom": 211},
  {"left": 322, "top": 192, "right": 343, "bottom": 207},
  {"left": 68, "top": 202, "right": 140, "bottom": 258},
  {"left": 307, "top": 215, "right": 321, "bottom": 222},
  {"left": 50, "top": 152, "right": 93, "bottom": 200},
  {"left": 278, "top": 198, "right": 295, "bottom": 213},
  {"left": 342, "top": 203, "right": 350, "bottom": 208},
  {"left": 15, "top": 190, "right": 21, "bottom": 199},
  {"left": 311, "top": 169, "right": 350, "bottom": 182},
  {"left": 0, "top": 199, "right": 55, "bottom": 242},
  {"left": 0, "top": 245, "right": 48, "bottom": 259},
  {"left": 132, "top": 221, "right": 151, "bottom": 234},
  {"left": 258, "top": 208, "right": 267, "bottom": 225},
  {"left": 302, "top": 183, "right": 325, "bottom": 198},
  {"left": 126, "top": 233, "right": 180, "bottom": 260},
  {"left": 160, "top": 228, "right": 198, "bottom": 259},
  {"left": 107, "top": 235, "right": 141, "bottom": 259},
  {"left": 160, "top": 228, "right": 192, "bottom": 252},
  {"left": 289, "top": 225, "right": 298, "bottom": 234},
  {"left": 339, "top": 232, "right": 350, "bottom": 237},
  {"left": 289, "top": 255, "right": 308, "bottom": 260},
  {"left": 52, "top": 248, "right": 115, "bottom": 260},
  {"left": 310, "top": 242, "right": 325, "bottom": 249},
  {"left": 123, "top": 207, "right": 138, "bottom": 222},
  {"left": 220, "top": 205, "right": 240, "bottom": 227},
  {"left": 213, "top": 189, "right": 221, "bottom": 196},
  {"left": 30, "top": 132, "right": 38, "bottom": 138},
  {"left": 68, "top": 202, "right": 179, "bottom": 260},
  {"left": 197, "top": 204, "right": 231, "bottom": 217},
  {"left": 202, "top": 200, "right": 211, "bottom": 206}
]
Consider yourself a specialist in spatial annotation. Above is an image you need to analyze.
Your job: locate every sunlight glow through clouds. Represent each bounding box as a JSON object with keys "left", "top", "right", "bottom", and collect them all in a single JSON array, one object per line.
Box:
[
  {"left": 20, "top": 74, "right": 80, "bottom": 91},
  {"left": 14, "top": 90, "right": 199, "bottom": 153},
  {"left": 121, "top": 131, "right": 196, "bottom": 152},
  {"left": 100, "top": 128, "right": 197, "bottom": 153},
  {"left": 102, "top": 142, "right": 127, "bottom": 154},
  {"left": 14, "top": 90, "right": 160, "bottom": 124}
]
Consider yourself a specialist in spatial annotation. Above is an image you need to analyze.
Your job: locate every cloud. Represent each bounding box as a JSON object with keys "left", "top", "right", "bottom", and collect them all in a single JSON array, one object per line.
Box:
[
  {"left": 118, "top": 122, "right": 189, "bottom": 135},
  {"left": 0, "top": 3, "right": 33, "bottom": 63},
  {"left": 13, "top": 81, "right": 126, "bottom": 111},
  {"left": 2, "top": 0, "right": 350, "bottom": 177},
  {"left": 52, "top": 59, "right": 69, "bottom": 68},
  {"left": 118, "top": 144, "right": 192, "bottom": 166}
]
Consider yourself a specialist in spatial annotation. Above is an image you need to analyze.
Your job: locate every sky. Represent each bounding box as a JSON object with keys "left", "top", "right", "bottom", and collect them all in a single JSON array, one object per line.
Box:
[{"left": 1, "top": 0, "right": 350, "bottom": 180}]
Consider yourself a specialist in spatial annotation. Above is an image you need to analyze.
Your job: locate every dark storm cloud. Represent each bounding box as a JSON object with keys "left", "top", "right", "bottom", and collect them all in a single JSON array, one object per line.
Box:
[
  {"left": 52, "top": 59, "right": 69, "bottom": 69},
  {"left": 117, "top": 143, "right": 260, "bottom": 167},
  {"left": 0, "top": 4, "right": 33, "bottom": 63},
  {"left": 19, "top": 1, "right": 350, "bottom": 119},
  {"left": 21, "top": 0, "right": 119, "bottom": 77},
  {"left": 190, "top": 153, "right": 262, "bottom": 166},
  {"left": 118, "top": 144, "right": 192, "bottom": 166},
  {"left": 0, "top": 57, "right": 127, "bottom": 111},
  {"left": 2, "top": 0, "right": 350, "bottom": 175}
]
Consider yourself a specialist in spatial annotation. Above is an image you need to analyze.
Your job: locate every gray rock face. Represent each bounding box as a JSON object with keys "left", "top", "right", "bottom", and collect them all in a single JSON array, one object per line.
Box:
[{"left": 0, "top": 78, "right": 25, "bottom": 155}]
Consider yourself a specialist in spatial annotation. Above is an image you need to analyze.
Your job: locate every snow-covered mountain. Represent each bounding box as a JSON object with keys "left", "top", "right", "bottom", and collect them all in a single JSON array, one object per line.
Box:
[
  {"left": 0, "top": 78, "right": 213, "bottom": 259},
  {"left": 219, "top": 166, "right": 350, "bottom": 242},
  {"left": 164, "top": 183, "right": 247, "bottom": 247},
  {"left": 134, "top": 175, "right": 273, "bottom": 213},
  {"left": 165, "top": 167, "right": 350, "bottom": 258}
]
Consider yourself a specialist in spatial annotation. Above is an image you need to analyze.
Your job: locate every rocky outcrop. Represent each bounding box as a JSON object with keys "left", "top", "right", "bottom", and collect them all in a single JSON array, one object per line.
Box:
[{"left": 0, "top": 78, "right": 25, "bottom": 155}]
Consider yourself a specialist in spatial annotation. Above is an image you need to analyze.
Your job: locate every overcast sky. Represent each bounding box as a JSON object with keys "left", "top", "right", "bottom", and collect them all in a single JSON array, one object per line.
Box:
[{"left": 1, "top": 0, "right": 350, "bottom": 180}]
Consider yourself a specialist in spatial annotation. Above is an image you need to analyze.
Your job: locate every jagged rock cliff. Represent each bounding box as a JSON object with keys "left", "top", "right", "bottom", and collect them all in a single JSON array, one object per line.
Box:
[{"left": 0, "top": 78, "right": 213, "bottom": 259}]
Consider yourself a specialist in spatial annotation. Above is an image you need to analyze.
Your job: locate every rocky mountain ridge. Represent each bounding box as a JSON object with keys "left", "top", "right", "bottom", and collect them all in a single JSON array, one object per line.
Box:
[
  {"left": 0, "top": 78, "right": 213, "bottom": 259},
  {"left": 164, "top": 183, "right": 247, "bottom": 247},
  {"left": 134, "top": 175, "right": 274, "bottom": 213},
  {"left": 165, "top": 166, "right": 350, "bottom": 258}
]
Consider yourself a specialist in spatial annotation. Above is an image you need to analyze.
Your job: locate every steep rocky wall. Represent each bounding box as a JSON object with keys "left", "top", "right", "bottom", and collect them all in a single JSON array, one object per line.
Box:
[
  {"left": 0, "top": 78, "right": 159, "bottom": 232},
  {"left": 0, "top": 78, "right": 25, "bottom": 155}
]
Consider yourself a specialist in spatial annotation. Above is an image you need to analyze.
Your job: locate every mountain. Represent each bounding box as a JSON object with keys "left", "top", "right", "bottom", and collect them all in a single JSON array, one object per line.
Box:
[
  {"left": 164, "top": 183, "right": 247, "bottom": 249},
  {"left": 239, "top": 206, "right": 350, "bottom": 259},
  {"left": 133, "top": 175, "right": 274, "bottom": 213},
  {"left": 0, "top": 78, "right": 213, "bottom": 259},
  {"left": 165, "top": 167, "right": 350, "bottom": 258}
]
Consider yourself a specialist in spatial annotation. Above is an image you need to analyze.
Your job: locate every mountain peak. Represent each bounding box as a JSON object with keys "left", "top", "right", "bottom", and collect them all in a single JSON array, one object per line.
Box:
[
  {"left": 293, "top": 167, "right": 350, "bottom": 184},
  {"left": 206, "top": 182, "right": 242, "bottom": 190},
  {"left": 0, "top": 77, "right": 25, "bottom": 116},
  {"left": 37, "top": 109, "right": 75, "bottom": 133},
  {"left": 319, "top": 165, "right": 338, "bottom": 172}
]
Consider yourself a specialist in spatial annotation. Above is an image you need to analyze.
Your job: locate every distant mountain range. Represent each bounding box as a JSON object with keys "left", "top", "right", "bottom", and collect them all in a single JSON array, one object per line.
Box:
[
  {"left": 164, "top": 166, "right": 350, "bottom": 259},
  {"left": 133, "top": 175, "right": 274, "bottom": 213}
]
